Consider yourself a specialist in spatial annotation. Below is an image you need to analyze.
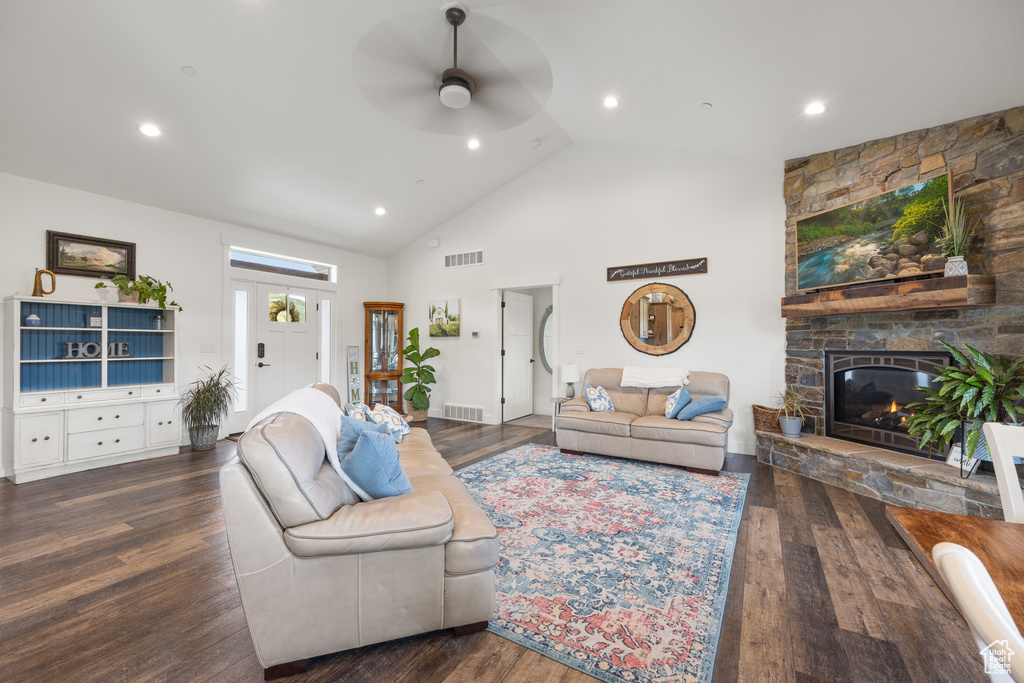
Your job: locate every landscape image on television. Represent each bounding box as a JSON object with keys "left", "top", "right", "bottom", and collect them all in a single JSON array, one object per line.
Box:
[{"left": 796, "top": 174, "right": 951, "bottom": 291}]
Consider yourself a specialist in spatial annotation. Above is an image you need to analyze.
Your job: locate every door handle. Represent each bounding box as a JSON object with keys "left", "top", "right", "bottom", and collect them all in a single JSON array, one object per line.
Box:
[
  {"left": 258, "top": 362, "right": 271, "bottom": 368},
  {"left": 530, "top": 358, "right": 535, "bottom": 363}
]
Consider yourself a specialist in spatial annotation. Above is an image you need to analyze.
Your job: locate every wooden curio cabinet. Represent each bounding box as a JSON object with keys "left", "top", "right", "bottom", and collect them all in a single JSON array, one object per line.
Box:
[{"left": 363, "top": 302, "right": 403, "bottom": 409}]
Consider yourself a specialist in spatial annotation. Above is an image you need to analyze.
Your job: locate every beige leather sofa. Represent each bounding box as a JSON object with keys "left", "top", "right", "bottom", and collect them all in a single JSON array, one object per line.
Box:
[
  {"left": 220, "top": 384, "right": 498, "bottom": 679},
  {"left": 555, "top": 368, "right": 733, "bottom": 472}
]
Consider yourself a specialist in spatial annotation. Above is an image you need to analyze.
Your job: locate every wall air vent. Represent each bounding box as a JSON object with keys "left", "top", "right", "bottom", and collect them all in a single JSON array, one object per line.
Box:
[
  {"left": 443, "top": 403, "right": 484, "bottom": 423},
  {"left": 444, "top": 250, "right": 484, "bottom": 268}
]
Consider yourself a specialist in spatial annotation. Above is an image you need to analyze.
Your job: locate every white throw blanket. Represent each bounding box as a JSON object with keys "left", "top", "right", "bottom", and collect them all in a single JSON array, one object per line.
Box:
[
  {"left": 246, "top": 386, "right": 370, "bottom": 500},
  {"left": 620, "top": 366, "right": 690, "bottom": 388}
]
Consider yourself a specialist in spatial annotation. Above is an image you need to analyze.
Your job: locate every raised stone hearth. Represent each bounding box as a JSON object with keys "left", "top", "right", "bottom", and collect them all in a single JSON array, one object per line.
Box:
[{"left": 756, "top": 431, "right": 1006, "bottom": 519}]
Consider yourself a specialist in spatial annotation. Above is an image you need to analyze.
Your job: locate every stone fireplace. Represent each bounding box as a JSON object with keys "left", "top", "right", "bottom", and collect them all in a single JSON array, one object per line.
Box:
[{"left": 825, "top": 351, "right": 951, "bottom": 459}]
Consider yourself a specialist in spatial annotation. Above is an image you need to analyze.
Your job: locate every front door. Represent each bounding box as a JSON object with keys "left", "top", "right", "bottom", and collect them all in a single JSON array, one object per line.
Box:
[
  {"left": 502, "top": 291, "right": 534, "bottom": 421},
  {"left": 254, "top": 284, "right": 318, "bottom": 414}
]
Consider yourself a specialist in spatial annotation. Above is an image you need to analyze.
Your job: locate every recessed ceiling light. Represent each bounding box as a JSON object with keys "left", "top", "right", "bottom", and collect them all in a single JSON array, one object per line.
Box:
[
  {"left": 603, "top": 96, "right": 619, "bottom": 108},
  {"left": 139, "top": 123, "right": 161, "bottom": 137},
  {"left": 804, "top": 102, "right": 827, "bottom": 115},
  {"left": 701, "top": 102, "right": 713, "bottom": 110},
  {"left": 375, "top": 207, "right": 386, "bottom": 216},
  {"left": 467, "top": 138, "right": 480, "bottom": 149},
  {"left": 181, "top": 66, "right": 197, "bottom": 77}
]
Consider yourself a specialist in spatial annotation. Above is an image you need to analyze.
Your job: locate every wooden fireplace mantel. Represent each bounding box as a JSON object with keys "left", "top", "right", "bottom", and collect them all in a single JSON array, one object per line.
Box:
[{"left": 781, "top": 275, "right": 995, "bottom": 318}]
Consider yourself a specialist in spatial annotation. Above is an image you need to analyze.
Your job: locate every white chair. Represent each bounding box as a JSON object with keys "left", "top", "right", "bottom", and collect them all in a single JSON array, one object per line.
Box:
[
  {"left": 982, "top": 423, "right": 1024, "bottom": 523},
  {"left": 933, "top": 542, "right": 1024, "bottom": 682}
]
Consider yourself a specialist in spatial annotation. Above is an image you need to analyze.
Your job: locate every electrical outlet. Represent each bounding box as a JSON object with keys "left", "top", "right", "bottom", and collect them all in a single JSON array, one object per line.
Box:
[
  {"left": 200, "top": 343, "right": 216, "bottom": 354},
  {"left": 573, "top": 345, "right": 583, "bottom": 354}
]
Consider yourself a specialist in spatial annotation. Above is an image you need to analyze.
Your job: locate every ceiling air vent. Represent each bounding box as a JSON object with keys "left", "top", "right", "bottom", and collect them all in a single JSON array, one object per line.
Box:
[
  {"left": 443, "top": 403, "right": 484, "bottom": 423},
  {"left": 445, "top": 250, "right": 484, "bottom": 268}
]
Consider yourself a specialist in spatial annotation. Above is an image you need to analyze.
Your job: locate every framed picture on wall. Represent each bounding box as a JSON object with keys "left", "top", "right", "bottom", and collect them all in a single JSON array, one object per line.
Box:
[
  {"left": 429, "top": 299, "right": 460, "bottom": 337},
  {"left": 46, "top": 231, "right": 136, "bottom": 279},
  {"left": 795, "top": 173, "right": 951, "bottom": 292}
]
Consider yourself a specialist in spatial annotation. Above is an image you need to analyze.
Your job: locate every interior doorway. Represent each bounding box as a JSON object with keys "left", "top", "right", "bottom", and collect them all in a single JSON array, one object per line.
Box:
[{"left": 501, "top": 285, "right": 555, "bottom": 425}]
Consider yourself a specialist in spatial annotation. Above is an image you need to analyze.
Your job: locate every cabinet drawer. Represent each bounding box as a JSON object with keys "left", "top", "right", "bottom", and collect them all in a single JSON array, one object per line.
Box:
[
  {"left": 147, "top": 401, "right": 181, "bottom": 446},
  {"left": 67, "top": 403, "right": 145, "bottom": 433},
  {"left": 67, "top": 425, "right": 145, "bottom": 461},
  {"left": 66, "top": 387, "right": 141, "bottom": 403},
  {"left": 142, "top": 385, "right": 175, "bottom": 398},
  {"left": 20, "top": 392, "right": 65, "bottom": 408},
  {"left": 16, "top": 413, "right": 64, "bottom": 468}
]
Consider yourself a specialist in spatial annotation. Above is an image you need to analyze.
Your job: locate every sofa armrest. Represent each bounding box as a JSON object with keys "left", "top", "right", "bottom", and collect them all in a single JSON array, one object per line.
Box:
[
  {"left": 691, "top": 407, "right": 734, "bottom": 429},
  {"left": 560, "top": 397, "right": 591, "bottom": 413},
  {"left": 284, "top": 490, "right": 454, "bottom": 558}
]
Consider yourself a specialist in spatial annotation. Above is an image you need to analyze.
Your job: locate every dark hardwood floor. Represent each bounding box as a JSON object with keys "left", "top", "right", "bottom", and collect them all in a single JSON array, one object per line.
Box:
[{"left": 0, "top": 419, "right": 985, "bottom": 682}]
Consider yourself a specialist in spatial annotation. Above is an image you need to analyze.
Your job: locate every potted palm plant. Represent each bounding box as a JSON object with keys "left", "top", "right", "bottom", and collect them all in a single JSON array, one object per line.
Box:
[
  {"left": 775, "top": 388, "right": 807, "bottom": 438},
  {"left": 401, "top": 327, "right": 440, "bottom": 422},
  {"left": 904, "top": 341, "right": 1024, "bottom": 462},
  {"left": 937, "top": 198, "right": 976, "bottom": 277},
  {"left": 180, "top": 366, "right": 236, "bottom": 450}
]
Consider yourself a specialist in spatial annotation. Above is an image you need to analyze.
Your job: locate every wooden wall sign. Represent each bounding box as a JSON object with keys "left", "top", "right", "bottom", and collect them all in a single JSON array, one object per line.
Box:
[{"left": 607, "top": 258, "right": 708, "bottom": 282}]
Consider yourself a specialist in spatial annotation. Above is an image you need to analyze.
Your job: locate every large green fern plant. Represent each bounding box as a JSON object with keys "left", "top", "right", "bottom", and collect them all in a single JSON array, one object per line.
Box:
[{"left": 904, "top": 341, "right": 1024, "bottom": 458}]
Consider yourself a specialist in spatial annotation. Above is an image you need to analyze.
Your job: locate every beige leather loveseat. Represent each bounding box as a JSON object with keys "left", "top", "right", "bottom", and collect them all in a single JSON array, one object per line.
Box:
[
  {"left": 555, "top": 368, "right": 733, "bottom": 472},
  {"left": 220, "top": 384, "right": 498, "bottom": 679}
]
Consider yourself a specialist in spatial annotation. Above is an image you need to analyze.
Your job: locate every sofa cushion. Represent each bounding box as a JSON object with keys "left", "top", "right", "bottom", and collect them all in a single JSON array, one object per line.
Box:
[
  {"left": 665, "top": 386, "right": 692, "bottom": 418},
  {"left": 630, "top": 415, "right": 728, "bottom": 447},
  {"left": 555, "top": 410, "right": 637, "bottom": 437},
  {"left": 584, "top": 384, "right": 615, "bottom": 412},
  {"left": 340, "top": 430, "right": 414, "bottom": 499},
  {"left": 677, "top": 396, "right": 727, "bottom": 421},
  {"left": 237, "top": 413, "right": 360, "bottom": 527},
  {"left": 399, "top": 428, "right": 455, "bottom": 476},
  {"left": 582, "top": 368, "right": 649, "bottom": 416},
  {"left": 409, "top": 473, "right": 500, "bottom": 575}
]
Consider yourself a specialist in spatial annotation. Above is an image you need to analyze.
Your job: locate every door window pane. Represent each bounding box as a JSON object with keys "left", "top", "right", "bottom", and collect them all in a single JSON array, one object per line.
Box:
[
  {"left": 269, "top": 293, "right": 288, "bottom": 322},
  {"left": 289, "top": 294, "right": 306, "bottom": 323}
]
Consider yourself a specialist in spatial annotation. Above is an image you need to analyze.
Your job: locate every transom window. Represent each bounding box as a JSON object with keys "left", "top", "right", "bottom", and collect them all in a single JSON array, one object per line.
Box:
[{"left": 230, "top": 247, "right": 335, "bottom": 282}]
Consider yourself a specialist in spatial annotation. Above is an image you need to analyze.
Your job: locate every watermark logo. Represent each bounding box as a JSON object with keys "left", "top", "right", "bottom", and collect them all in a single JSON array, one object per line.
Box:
[{"left": 981, "top": 640, "right": 1015, "bottom": 676}]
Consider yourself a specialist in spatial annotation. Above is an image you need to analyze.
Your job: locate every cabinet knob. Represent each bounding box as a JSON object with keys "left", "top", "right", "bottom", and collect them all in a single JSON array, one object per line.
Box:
[
  {"left": 97, "top": 441, "right": 103, "bottom": 445},
  {"left": 115, "top": 415, "right": 120, "bottom": 419},
  {"left": 44, "top": 436, "right": 49, "bottom": 441},
  {"left": 77, "top": 395, "right": 83, "bottom": 399},
  {"left": 97, "top": 416, "right": 103, "bottom": 421},
  {"left": 41, "top": 398, "right": 47, "bottom": 402},
  {"left": 158, "top": 421, "right": 163, "bottom": 425},
  {"left": 31, "top": 437, "right": 37, "bottom": 442},
  {"left": 128, "top": 391, "right": 134, "bottom": 395},
  {"left": 115, "top": 439, "right": 120, "bottom": 443},
  {"left": 156, "top": 389, "right": 161, "bottom": 393},
  {"left": 168, "top": 420, "right": 172, "bottom": 424}
]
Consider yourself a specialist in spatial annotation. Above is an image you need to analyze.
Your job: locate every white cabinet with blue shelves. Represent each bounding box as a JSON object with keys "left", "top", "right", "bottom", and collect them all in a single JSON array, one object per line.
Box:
[{"left": 3, "top": 296, "right": 180, "bottom": 483}]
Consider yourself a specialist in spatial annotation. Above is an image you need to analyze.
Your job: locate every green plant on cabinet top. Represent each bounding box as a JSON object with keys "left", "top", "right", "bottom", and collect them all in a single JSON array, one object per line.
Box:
[{"left": 95, "top": 271, "right": 183, "bottom": 311}]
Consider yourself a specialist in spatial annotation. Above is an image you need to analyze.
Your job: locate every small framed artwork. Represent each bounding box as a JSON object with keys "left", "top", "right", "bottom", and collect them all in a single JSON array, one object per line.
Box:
[
  {"left": 429, "top": 299, "right": 460, "bottom": 337},
  {"left": 87, "top": 315, "right": 103, "bottom": 328},
  {"left": 46, "top": 231, "right": 136, "bottom": 279}
]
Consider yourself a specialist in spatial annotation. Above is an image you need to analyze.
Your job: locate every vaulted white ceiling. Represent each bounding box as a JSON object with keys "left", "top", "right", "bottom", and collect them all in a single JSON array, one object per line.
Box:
[{"left": 2, "top": 1, "right": 1022, "bottom": 258}]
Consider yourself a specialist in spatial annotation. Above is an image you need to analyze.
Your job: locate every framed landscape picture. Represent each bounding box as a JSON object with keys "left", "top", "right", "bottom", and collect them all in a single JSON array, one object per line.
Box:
[
  {"left": 429, "top": 299, "right": 460, "bottom": 337},
  {"left": 46, "top": 231, "right": 136, "bottom": 279},
  {"left": 796, "top": 173, "right": 952, "bottom": 292}
]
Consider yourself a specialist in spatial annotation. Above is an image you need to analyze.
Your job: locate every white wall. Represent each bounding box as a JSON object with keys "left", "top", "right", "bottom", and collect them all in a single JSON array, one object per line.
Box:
[
  {"left": 387, "top": 143, "right": 787, "bottom": 455},
  {"left": 0, "top": 172, "right": 386, "bottom": 476}
]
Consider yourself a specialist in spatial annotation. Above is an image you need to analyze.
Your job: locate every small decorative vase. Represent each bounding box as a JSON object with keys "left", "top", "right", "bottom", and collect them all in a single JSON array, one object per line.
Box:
[
  {"left": 779, "top": 416, "right": 803, "bottom": 438},
  {"left": 944, "top": 256, "right": 968, "bottom": 277}
]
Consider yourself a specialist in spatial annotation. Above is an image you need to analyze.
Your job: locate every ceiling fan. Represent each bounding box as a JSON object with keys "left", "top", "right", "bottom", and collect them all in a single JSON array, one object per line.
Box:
[{"left": 352, "top": 4, "right": 553, "bottom": 135}]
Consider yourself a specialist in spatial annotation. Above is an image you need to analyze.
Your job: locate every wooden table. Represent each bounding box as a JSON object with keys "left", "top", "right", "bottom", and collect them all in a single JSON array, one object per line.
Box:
[{"left": 886, "top": 505, "right": 1024, "bottom": 631}]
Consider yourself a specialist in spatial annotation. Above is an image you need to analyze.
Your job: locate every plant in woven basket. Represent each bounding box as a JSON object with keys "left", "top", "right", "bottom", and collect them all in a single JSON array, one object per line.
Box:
[
  {"left": 180, "top": 366, "right": 236, "bottom": 450},
  {"left": 903, "top": 341, "right": 1024, "bottom": 459}
]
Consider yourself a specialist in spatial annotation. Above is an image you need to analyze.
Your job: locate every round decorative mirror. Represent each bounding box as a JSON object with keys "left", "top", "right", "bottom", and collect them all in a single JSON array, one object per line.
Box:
[
  {"left": 619, "top": 283, "right": 695, "bottom": 356},
  {"left": 538, "top": 305, "right": 554, "bottom": 374}
]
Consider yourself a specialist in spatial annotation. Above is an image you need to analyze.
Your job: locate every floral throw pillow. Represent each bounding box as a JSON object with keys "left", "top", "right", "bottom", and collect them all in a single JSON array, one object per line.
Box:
[
  {"left": 344, "top": 403, "right": 372, "bottom": 421},
  {"left": 585, "top": 384, "right": 615, "bottom": 412},
  {"left": 665, "top": 386, "right": 693, "bottom": 419},
  {"left": 368, "top": 403, "right": 412, "bottom": 443}
]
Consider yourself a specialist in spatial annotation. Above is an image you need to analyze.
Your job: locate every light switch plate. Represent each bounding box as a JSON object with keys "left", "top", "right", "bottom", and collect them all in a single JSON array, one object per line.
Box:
[
  {"left": 200, "top": 343, "right": 216, "bottom": 353},
  {"left": 573, "top": 345, "right": 583, "bottom": 354}
]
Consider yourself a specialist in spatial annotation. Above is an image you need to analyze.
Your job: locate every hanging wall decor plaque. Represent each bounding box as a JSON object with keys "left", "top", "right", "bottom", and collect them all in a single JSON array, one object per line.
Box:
[{"left": 607, "top": 258, "right": 708, "bottom": 282}]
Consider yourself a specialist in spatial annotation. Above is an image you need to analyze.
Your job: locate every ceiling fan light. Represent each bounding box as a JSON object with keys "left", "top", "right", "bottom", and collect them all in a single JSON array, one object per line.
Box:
[{"left": 439, "top": 81, "right": 471, "bottom": 109}]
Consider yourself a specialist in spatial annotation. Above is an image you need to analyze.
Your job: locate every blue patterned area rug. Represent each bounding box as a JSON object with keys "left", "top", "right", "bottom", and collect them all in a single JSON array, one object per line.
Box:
[{"left": 457, "top": 444, "right": 748, "bottom": 683}]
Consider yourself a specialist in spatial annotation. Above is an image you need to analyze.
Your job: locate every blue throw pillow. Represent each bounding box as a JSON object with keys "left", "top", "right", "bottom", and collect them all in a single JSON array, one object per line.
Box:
[
  {"left": 340, "top": 430, "right": 413, "bottom": 499},
  {"left": 677, "top": 396, "right": 727, "bottom": 421},
  {"left": 585, "top": 384, "right": 615, "bottom": 412},
  {"left": 665, "top": 386, "right": 693, "bottom": 419},
  {"left": 338, "top": 414, "right": 391, "bottom": 457}
]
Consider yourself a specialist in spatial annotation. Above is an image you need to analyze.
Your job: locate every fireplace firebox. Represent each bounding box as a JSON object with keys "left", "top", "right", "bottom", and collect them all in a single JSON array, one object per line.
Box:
[{"left": 825, "top": 351, "right": 953, "bottom": 460}]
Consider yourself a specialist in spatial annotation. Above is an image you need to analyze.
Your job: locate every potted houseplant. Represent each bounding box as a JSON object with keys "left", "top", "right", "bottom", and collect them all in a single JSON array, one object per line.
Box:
[
  {"left": 401, "top": 327, "right": 440, "bottom": 422},
  {"left": 936, "top": 198, "right": 976, "bottom": 277},
  {"left": 775, "top": 388, "right": 807, "bottom": 438},
  {"left": 180, "top": 366, "right": 236, "bottom": 451},
  {"left": 95, "top": 271, "right": 183, "bottom": 311},
  {"left": 904, "top": 341, "right": 1024, "bottom": 462}
]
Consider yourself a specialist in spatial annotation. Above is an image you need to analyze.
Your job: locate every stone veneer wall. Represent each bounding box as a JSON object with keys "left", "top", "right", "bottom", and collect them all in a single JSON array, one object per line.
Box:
[{"left": 783, "top": 105, "right": 1024, "bottom": 434}]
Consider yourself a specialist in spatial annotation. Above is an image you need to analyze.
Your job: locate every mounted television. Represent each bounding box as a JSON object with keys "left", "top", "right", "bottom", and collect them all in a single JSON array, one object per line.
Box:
[{"left": 796, "top": 173, "right": 952, "bottom": 292}]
